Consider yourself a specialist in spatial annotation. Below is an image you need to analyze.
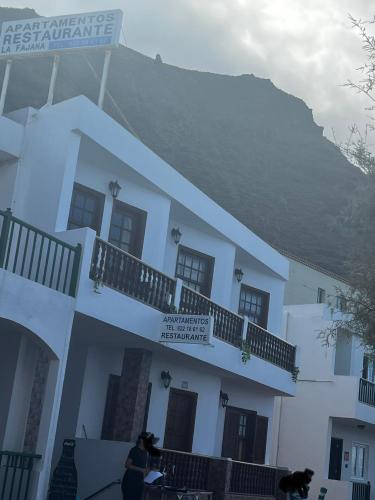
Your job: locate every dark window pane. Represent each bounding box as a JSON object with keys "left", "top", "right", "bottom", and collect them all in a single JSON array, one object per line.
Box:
[
  {"left": 239, "top": 285, "right": 269, "bottom": 329},
  {"left": 176, "top": 247, "right": 213, "bottom": 297},
  {"left": 109, "top": 202, "right": 146, "bottom": 258},
  {"left": 68, "top": 184, "right": 104, "bottom": 234}
]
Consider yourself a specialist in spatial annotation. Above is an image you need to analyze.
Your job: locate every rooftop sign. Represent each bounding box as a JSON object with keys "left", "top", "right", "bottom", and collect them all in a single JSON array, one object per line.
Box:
[
  {"left": 0, "top": 10, "right": 123, "bottom": 57},
  {"left": 159, "top": 314, "right": 213, "bottom": 345}
]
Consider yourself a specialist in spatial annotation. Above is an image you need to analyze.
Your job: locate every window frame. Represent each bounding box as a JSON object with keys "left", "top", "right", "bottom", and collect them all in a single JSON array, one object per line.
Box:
[
  {"left": 175, "top": 245, "right": 215, "bottom": 298},
  {"left": 317, "top": 287, "right": 326, "bottom": 304},
  {"left": 238, "top": 284, "right": 270, "bottom": 329},
  {"left": 351, "top": 442, "right": 369, "bottom": 480},
  {"left": 362, "top": 355, "right": 375, "bottom": 383},
  {"left": 108, "top": 199, "right": 147, "bottom": 258},
  {"left": 68, "top": 182, "right": 105, "bottom": 236}
]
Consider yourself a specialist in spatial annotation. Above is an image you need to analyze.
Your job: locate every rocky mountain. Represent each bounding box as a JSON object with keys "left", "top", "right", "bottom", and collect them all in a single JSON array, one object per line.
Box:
[{"left": 0, "top": 7, "right": 363, "bottom": 277}]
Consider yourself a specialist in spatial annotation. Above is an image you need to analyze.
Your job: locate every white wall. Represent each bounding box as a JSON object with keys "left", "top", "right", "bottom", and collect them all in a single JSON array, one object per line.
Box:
[
  {"left": 284, "top": 304, "right": 335, "bottom": 381},
  {"left": 76, "top": 147, "right": 171, "bottom": 270},
  {"left": 76, "top": 345, "right": 123, "bottom": 440},
  {"left": 215, "top": 379, "right": 276, "bottom": 463},
  {"left": 284, "top": 258, "right": 348, "bottom": 307},
  {"left": 332, "top": 419, "right": 375, "bottom": 488},
  {"left": 164, "top": 215, "right": 236, "bottom": 308},
  {"left": 148, "top": 354, "right": 221, "bottom": 455},
  {"left": 0, "top": 160, "right": 18, "bottom": 210},
  {"left": 232, "top": 258, "right": 286, "bottom": 336}
]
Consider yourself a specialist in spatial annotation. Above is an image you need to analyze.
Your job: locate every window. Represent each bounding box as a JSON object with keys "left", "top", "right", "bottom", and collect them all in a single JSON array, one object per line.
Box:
[
  {"left": 109, "top": 200, "right": 147, "bottom": 258},
  {"left": 175, "top": 246, "right": 214, "bottom": 297},
  {"left": 68, "top": 183, "right": 104, "bottom": 235},
  {"left": 352, "top": 444, "right": 368, "bottom": 479},
  {"left": 238, "top": 285, "right": 270, "bottom": 329},
  {"left": 317, "top": 288, "right": 326, "bottom": 304},
  {"left": 363, "top": 356, "right": 375, "bottom": 382}
]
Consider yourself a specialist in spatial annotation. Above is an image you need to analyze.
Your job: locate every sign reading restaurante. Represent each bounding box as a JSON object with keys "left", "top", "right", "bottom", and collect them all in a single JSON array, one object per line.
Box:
[
  {"left": 159, "top": 314, "right": 213, "bottom": 345},
  {"left": 0, "top": 10, "right": 123, "bottom": 57}
]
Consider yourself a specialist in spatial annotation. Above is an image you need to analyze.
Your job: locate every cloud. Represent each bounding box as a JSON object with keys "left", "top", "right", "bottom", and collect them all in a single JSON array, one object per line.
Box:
[{"left": 4, "top": 0, "right": 375, "bottom": 141}]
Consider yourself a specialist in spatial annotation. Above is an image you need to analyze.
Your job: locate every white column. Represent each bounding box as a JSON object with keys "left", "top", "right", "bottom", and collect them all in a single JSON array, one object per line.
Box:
[
  {"left": 98, "top": 50, "right": 111, "bottom": 109},
  {"left": 46, "top": 55, "right": 60, "bottom": 106},
  {"left": 0, "top": 59, "right": 12, "bottom": 116},
  {"left": 173, "top": 278, "right": 183, "bottom": 310},
  {"left": 2, "top": 336, "right": 38, "bottom": 451}
]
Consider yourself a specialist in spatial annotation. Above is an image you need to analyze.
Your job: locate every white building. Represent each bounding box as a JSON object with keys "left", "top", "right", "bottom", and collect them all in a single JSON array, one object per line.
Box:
[
  {"left": 274, "top": 257, "right": 373, "bottom": 500},
  {"left": 0, "top": 96, "right": 297, "bottom": 500}
]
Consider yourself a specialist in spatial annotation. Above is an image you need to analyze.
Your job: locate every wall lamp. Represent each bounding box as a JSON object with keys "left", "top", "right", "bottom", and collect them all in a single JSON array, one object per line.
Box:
[
  {"left": 109, "top": 180, "right": 121, "bottom": 199},
  {"left": 161, "top": 370, "right": 172, "bottom": 389},
  {"left": 171, "top": 227, "right": 182, "bottom": 245},
  {"left": 234, "top": 268, "right": 244, "bottom": 283},
  {"left": 220, "top": 390, "right": 229, "bottom": 408}
]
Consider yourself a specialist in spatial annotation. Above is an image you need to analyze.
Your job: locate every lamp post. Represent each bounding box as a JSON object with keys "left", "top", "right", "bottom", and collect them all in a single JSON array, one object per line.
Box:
[
  {"left": 234, "top": 268, "right": 244, "bottom": 283},
  {"left": 161, "top": 370, "right": 172, "bottom": 389},
  {"left": 109, "top": 180, "right": 121, "bottom": 199},
  {"left": 220, "top": 391, "right": 229, "bottom": 408},
  {"left": 171, "top": 228, "right": 182, "bottom": 245}
]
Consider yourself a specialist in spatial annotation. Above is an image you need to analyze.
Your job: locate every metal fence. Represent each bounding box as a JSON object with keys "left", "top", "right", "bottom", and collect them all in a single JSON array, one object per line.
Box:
[
  {"left": 0, "top": 209, "right": 81, "bottom": 297},
  {"left": 0, "top": 451, "right": 41, "bottom": 500}
]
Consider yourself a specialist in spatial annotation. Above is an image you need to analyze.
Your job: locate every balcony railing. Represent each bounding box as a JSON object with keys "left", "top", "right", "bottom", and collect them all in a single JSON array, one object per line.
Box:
[
  {"left": 160, "top": 449, "right": 210, "bottom": 490},
  {"left": 0, "top": 209, "right": 81, "bottom": 297},
  {"left": 159, "top": 449, "right": 288, "bottom": 499},
  {"left": 91, "top": 239, "right": 176, "bottom": 311},
  {"left": 358, "top": 378, "right": 375, "bottom": 407},
  {"left": 179, "top": 286, "right": 243, "bottom": 347},
  {"left": 0, "top": 450, "right": 41, "bottom": 500},
  {"left": 90, "top": 237, "right": 296, "bottom": 373},
  {"left": 246, "top": 322, "right": 296, "bottom": 372},
  {"left": 352, "top": 481, "right": 371, "bottom": 500}
]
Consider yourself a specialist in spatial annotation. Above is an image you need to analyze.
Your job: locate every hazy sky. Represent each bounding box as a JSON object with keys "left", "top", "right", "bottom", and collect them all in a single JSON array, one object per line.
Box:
[{"left": 4, "top": 0, "right": 375, "bottom": 142}]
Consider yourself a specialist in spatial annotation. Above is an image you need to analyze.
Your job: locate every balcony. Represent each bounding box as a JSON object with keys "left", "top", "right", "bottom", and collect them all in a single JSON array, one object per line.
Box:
[
  {"left": 91, "top": 238, "right": 296, "bottom": 373},
  {"left": 359, "top": 378, "right": 375, "bottom": 407},
  {"left": 0, "top": 209, "right": 81, "bottom": 297},
  {"left": 352, "top": 481, "right": 371, "bottom": 500}
]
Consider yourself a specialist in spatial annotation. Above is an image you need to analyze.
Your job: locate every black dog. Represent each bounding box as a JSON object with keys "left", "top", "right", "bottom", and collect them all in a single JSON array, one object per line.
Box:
[{"left": 279, "top": 468, "right": 314, "bottom": 498}]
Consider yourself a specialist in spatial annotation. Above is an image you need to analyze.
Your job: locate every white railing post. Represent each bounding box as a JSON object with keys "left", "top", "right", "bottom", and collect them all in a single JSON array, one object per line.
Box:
[
  {"left": 173, "top": 278, "right": 183, "bottom": 311},
  {"left": 0, "top": 59, "right": 12, "bottom": 116},
  {"left": 242, "top": 316, "right": 249, "bottom": 343}
]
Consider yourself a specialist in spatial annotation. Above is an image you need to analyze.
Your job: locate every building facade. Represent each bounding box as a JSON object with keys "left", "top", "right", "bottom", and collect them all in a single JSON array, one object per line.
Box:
[
  {"left": 0, "top": 97, "right": 297, "bottom": 499},
  {"left": 275, "top": 259, "right": 373, "bottom": 500}
]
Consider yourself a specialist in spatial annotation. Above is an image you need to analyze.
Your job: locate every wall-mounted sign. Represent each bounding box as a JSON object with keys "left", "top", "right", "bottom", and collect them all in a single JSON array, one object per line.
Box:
[
  {"left": 0, "top": 10, "right": 123, "bottom": 57},
  {"left": 344, "top": 451, "right": 350, "bottom": 462},
  {"left": 159, "top": 314, "right": 213, "bottom": 345}
]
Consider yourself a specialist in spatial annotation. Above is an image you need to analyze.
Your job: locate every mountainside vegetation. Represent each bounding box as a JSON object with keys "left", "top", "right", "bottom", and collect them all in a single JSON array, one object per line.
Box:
[{"left": 0, "top": 7, "right": 364, "bottom": 277}]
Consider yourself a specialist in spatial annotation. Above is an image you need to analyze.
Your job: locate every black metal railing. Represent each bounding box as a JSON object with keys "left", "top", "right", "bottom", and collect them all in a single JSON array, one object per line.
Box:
[
  {"left": 246, "top": 322, "right": 296, "bottom": 372},
  {"left": 179, "top": 286, "right": 243, "bottom": 347},
  {"left": 230, "top": 460, "right": 278, "bottom": 497},
  {"left": 352, "top": 481, "right": 371, "bottom": 500},
  {"left": 359, "top": 379, "right": 375, "bottom": 407},
  {"left": 160, "top": 449, "right": 210, "bottom": 491},
  {"left": 0, "top": 451, "right": 41, "bottom": 500},
  {"left": 0, "top": 209, "right": 81, "bottom": 297},
  {"left": 90, "top": 238, "right": 176, "bottom": 311}
]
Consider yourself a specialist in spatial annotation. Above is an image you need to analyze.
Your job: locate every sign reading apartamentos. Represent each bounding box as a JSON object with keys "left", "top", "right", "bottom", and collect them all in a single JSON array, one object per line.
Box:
[
  {"left": 159, "top": 315, "right": 213, "bottom": 345},
  {"left": 0, "top": 10, "right": 123, "bottom": 57}
]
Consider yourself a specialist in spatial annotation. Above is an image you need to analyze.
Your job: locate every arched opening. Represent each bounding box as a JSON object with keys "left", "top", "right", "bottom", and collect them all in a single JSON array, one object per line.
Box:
[{"left": 0, "top": 317, "right": 57, "bottom": 454}]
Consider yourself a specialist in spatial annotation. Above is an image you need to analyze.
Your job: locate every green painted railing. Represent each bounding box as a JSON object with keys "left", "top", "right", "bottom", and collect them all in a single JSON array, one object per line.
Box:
[
  {"left": 0, "top": 209, "right": 81, "bottom": 297},
  {"left": 0, "top": 451, "right": 41, "bottom": 500}
]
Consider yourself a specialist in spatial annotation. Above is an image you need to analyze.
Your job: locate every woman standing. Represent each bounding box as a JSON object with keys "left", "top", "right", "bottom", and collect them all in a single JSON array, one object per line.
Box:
[{"left": 121, "top": 432, "right": 160, "bottom": 500}]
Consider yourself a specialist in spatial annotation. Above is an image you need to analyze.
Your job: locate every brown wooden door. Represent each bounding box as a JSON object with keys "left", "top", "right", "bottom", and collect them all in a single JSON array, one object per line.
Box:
[
  {"left": 164, "top": 389, "right": 197, "bottom": 452},
  {"left": 254, "top": 415, "right": 268, "bottom": 464},
  {"left": 101, "top": 374, "right": 120, "bottom": 440},
  {"left": 221, "top": 407, "right": 260, "bottom": 462}
]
